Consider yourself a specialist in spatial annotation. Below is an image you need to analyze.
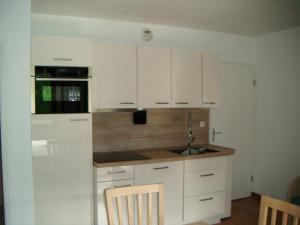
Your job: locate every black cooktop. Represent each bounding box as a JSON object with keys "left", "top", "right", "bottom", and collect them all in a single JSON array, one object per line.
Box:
[{"left": 93, "top": 151, "right": 150, "bottom": 163}]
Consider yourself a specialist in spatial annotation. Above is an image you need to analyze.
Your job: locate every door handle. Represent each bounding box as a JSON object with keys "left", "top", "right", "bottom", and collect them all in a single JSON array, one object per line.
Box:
[{"left": 212, "top": 128, "right": 223, "bottom": 142}]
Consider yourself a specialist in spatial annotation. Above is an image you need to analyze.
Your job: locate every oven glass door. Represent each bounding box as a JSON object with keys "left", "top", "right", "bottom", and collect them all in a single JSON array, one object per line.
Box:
[{"left": 35, "top": 80, "right": 88, "bottom": 114}]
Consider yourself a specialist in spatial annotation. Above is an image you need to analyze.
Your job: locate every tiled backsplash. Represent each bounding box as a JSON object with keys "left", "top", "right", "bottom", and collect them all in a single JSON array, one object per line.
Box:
[{"left": 93, "top": 108, "right": 209, "bottom": 152}]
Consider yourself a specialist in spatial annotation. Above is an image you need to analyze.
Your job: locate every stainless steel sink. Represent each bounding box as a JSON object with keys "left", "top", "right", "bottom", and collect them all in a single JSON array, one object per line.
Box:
[{"left": 170, "top": 148, "right": 219, "bottom": 156}]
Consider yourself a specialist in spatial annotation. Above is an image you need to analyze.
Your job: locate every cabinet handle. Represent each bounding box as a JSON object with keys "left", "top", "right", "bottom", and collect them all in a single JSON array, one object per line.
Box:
[
  {"left": 156, "top": 102, "right": 169, "bottom": 105},
  {"left": 199, "top": 197, "right": 213, "bottom": 202},
  {"left": 120, "top": 102, "right": 135, "bottom": 105},
  {"left": 113, "top": 184, "right": 132, "bottom": 188},
  {"left": 153, "top": 166, "right": 169, "bottom": 170},
  {"left": 175, "top": 102, "right": 189, "bottom": 105},
  {"left": 107, "top": 171, "right": 126, "bottom": 174},
  {"left": 53, "top": 57, "right": 73, "bottom": 62},
  {"left": 69, "top": 118, "right": 89, "bottom": 122},
  {"left": 203, "top": 101, "right": 215, "bottom": 105},
  {"left": 200, "top": 173, "right": 214, "bottom": 177}
]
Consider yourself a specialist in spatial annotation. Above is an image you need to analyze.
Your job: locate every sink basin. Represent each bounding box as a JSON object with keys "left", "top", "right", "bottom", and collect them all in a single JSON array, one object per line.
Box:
[{"left": 170, "top": 148, "right": 219, "bottom": 156}]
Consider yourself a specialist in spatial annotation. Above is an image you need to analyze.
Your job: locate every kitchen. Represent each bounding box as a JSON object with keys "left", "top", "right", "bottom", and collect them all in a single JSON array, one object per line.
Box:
[{"left": 1, "top": 1, "right": 300, "bottom": 225}]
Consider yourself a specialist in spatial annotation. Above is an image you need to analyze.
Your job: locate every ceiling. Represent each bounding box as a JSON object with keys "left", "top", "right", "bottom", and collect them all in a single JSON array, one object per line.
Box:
[{"left": 31, "top": 0, "right": 300, "bottom": 36}]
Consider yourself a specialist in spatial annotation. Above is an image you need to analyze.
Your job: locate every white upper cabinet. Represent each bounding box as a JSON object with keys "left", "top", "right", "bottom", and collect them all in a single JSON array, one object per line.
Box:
[
  {"left": 172, "top": 48, "right": 202, "bottom": 108},
  {"left": 31, "top": 35, "right": 92, "bottom": 67},
  {"left": 138, "top": 47, "right": 172, "bottom": 108},
  {"left": 202, "top": 52, "right": 221, "bottom": 107},
  {"left": 92, "top": 43, "right": 137, "bottom": 109}
]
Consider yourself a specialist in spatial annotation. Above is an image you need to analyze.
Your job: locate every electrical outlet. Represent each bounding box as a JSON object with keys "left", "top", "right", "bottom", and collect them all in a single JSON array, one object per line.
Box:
[{"left": 199, "top": 121, "right": 206, "bottom": 128}]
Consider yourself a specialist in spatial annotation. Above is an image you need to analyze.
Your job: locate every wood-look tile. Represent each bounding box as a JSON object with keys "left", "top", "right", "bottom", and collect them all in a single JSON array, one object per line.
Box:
[{"left": 93, "top": 108, "right": 209, "bottom": 152}]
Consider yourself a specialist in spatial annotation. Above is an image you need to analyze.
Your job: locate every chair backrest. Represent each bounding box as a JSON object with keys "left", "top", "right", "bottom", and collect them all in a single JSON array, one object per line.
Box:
[
  {"left": 287, "top": 176, "right": 300, "bottom": 202},
  {"left": 105, "top": 184, "right": 164, "bottom": 225},
  {"left": 258, "top": 195, "right": 300, "bottom": 225}
]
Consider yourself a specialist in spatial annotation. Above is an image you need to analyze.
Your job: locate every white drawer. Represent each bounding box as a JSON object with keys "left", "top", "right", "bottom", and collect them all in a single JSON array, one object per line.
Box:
[
  {"left": 96, "top": 166, "right": 134, "bottom": 182},
  {"left": 184, "top": 192, "right": 225, "bottom": 222},
  {"left": 184, "top": 169, "right": 226, "bottom": 196},
  {"left": 185, "top": 156, "right": 226, "bottom": 172}
]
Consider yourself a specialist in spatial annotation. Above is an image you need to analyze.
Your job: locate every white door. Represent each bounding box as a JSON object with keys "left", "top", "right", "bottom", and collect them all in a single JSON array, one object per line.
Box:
[{"left": 210, "top": 63, "right": 256, "bottom": 200}]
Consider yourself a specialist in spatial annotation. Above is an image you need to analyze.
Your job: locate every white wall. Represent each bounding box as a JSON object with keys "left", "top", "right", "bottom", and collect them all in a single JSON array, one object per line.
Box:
[
  {"left": 0, "top": 1, "right": 35, "bottom": 225},
  {"left": 254, "top": 27, "right": 300, "bottom": 200},
  {"left": 31, "top": 14, "right": 255, "bottom": 64}
]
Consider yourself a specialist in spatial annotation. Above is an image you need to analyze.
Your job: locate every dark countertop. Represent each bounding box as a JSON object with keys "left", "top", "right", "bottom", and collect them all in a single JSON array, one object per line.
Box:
[{"left": 93, "top": 144, "right": 235, "bottom": 168}]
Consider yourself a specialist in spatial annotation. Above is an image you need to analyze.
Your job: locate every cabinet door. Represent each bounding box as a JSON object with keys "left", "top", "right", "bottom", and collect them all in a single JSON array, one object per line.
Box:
[
  {"left": 32, "top": 35, "right": 92, "bottom": 66},
  {"left": 95, "top": 179, "right": 134, "bottom": 225},
  {"left": 138, "top": 47, "right": 172, "bottom": 108},
  {"left": 93, "top": 43, "right": 137, "bottom": 109},
  {"left": 202, "top": 52, "right": 220, "bottom": 107},
  {"left": 172, "top": 49, "right": 202, "bottom": 108},
  {"left": 32, "top": 114, "right": 93, "bottom": 225},
  {"left": 135, "top": 161, "right": 183, "bottom": 225}
]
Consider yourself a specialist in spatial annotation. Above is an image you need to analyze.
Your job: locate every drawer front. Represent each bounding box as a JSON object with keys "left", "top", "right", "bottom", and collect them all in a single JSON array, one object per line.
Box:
[
  {"left": 184, "top": 169, "right": 226, "bottom": 196},
  {"left": 96, "top": 179, "right": 134, "bottom": 225},
  {"left": 184, "top": 192, "right": 225, "bottom": 222},
  {"left": 97, "top": 166, "right": 134, "bottom": 182},
  {"left": 185, "top": 156, "right": 226, "bottom": 172}
]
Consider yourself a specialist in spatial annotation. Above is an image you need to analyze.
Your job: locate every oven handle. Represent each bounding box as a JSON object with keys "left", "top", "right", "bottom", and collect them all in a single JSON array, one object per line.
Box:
[{"left": 35, "top": 78, "right": 89, "bottom": 81}]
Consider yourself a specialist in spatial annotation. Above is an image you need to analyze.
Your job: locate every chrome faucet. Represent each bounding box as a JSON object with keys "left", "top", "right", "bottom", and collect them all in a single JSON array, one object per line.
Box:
[{"left": 187, "top": 112, "right": 195, "bottom": 154}]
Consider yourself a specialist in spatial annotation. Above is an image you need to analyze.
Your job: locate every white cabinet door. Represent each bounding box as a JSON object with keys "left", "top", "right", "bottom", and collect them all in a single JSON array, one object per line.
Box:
[
  {"left": 135, "top": 161, "right": 183, "bottom": 225},
  {"left": 172, "top": 49, "right": 202, "bottom": 108},
  {"left": 32, "top": 35, "right": 92, "bottom": 66},
  {"left": 94, "top": 178, "right": 134, "bottom": 225},
  {"left": 202, "top": 52, "right": 221, "bottom": 107},
  {"left": 93, "top": 43, "right": 137, "bottom": 109},
  {"left": 32, "top": 114, "right": 93, "bottom": 225},
  {"left": 138, "top": 47, "right": 172, "bottom": 108}
]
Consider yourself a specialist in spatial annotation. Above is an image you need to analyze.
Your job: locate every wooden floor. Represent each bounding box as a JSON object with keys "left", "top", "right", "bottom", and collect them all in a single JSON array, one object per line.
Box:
[{"left": 217, "top": 196, "right": 260, "bottom": 225}]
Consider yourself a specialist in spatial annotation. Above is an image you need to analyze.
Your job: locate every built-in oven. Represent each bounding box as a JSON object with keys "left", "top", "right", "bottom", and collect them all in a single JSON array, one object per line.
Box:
[{"left": 32, "top": 66, "right": 91, "bottom": 114}]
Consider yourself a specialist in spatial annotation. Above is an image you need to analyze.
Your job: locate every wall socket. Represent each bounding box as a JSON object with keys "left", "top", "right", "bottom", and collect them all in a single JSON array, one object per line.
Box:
[{"left": 199, "top": 121, "right": 206, "bottom": 128}]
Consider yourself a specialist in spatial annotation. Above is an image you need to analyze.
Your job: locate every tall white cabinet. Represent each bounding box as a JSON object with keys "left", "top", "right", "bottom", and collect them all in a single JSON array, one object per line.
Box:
[
  {"left": 138, "top": 47, "right": 172, "bottom": 108},
  {"left": 32, "top": 114, "right": 93, "bottom": 225},
  {"left": 172, "top": 49, "right": 202, "bottom": 108},
  {"left": 92, "top": 43, "right": 137, "bottom": 109}
]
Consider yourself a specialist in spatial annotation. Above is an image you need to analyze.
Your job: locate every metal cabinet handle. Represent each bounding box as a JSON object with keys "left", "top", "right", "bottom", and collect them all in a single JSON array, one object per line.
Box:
[
  {"left": 203, "top": 101, "right": 215, "bottom": 105},
  {"left": 53, "top": 57, "right": 72, "bottom": 61},
  {"left": 113, "top": 184, "right": 132, "bottom": 188},
  {"left": 175, "top": 102, "right": 189, "bottom": 105},
  {"left": 199, "top": 197, "right": 213, "bottom": 202},
  {"left": 153, "top": 166, "right": 169, "bottom": 170},
  {"left": 200, "top": 173, "right": 214, "bottom": 177},
  {"left": 69, "top": 118, "right": 89, "bottom": 122},
  {"left": 156, "top": 102, "right": 169, "bottom": 105},
  {"left": 107, "top": 171, "right": 126, "bottom": 174},
  {"left": 120, "top": 102, "right": 135, "bottom": 105}
]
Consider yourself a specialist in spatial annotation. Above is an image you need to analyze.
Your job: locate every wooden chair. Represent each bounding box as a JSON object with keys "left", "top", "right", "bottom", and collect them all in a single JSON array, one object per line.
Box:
[
  {"left": 258, "top": 195, "right": 300, "bottom": 225},
  {"left": 105, "top": 184, "right": 165, "bottom": 225},
  {"left": 105, "top": 184, "right": 209, "bottom": 225}
]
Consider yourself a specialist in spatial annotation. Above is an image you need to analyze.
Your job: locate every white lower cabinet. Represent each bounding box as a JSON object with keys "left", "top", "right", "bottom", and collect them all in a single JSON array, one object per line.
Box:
[
  {"left": 94, "top": 166, "right": 134, "bottom": 225},
  {"left": 184, "top": 192, "right": 225, "bottom": 222},
  {"left": 134, "top": 161, "right": 184, "bottom": 225},
  {"left": 94, "top": 156, "right": 232, "bottom": 225},
  {"left": 183, "top": 156, "right": 231, "bottom": 224}
]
